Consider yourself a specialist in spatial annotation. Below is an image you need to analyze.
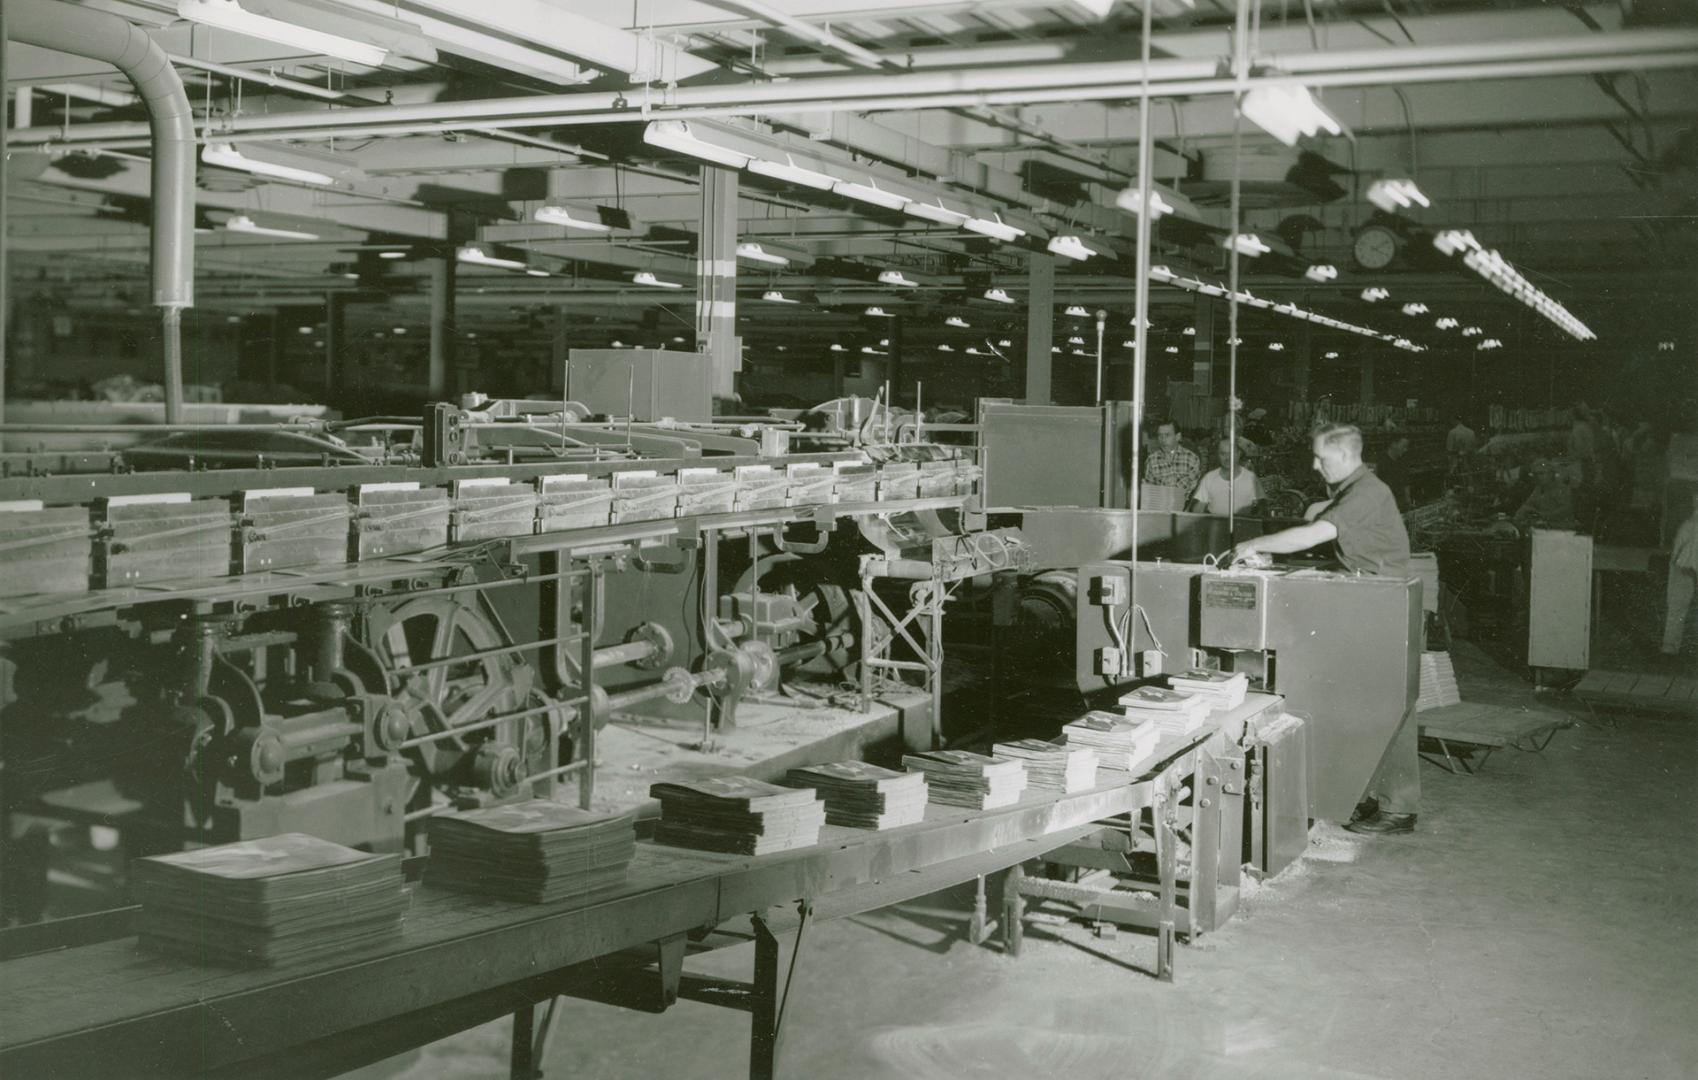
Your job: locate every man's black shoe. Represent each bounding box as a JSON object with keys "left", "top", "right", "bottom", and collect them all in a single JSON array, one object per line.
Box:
[
  {"left": 1344, "top": 811, "right": 1416, "bottom": 835},
  {"left": 1349, "top": 797, "right": 1380, "bottom": 823}
]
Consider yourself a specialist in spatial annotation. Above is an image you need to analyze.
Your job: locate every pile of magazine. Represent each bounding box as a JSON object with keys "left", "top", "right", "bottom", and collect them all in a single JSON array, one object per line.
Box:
[{"left": 133, "top": 833, "right": 406, "bottom": 967}]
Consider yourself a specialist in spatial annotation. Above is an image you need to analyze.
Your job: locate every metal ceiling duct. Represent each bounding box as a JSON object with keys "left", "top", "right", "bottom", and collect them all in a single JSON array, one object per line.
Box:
[{"left": 9, "top": 0, "right": 195, "bottom": 422}]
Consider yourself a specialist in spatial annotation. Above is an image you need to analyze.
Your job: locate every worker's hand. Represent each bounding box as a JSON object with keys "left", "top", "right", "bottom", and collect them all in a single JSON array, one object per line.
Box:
[{"left": 1228, "top": 540, "right": 1260, "bottom": 566}]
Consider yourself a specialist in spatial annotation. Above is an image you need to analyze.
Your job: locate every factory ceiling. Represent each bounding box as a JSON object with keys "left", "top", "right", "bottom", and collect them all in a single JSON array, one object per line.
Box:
[{"left": 3, "top": 0, "right": 1696, "bottom": 358}]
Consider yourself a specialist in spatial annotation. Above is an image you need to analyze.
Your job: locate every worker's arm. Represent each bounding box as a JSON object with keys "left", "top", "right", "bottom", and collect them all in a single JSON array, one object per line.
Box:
[{"left": 1231, "top": 519, "right": 1339, "bottom": 563}]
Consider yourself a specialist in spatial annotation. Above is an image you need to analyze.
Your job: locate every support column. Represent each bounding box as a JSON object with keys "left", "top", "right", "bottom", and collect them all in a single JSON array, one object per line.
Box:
[
  {"left": 1, "top": 40, "right": 11, "bottom": 444},
  {"left": 1024, "top": 253, "right": 1055, "bottom": 405},
  {"left": 551, "top": 305, "right": 570, "bottom": 394},
  {"left": 1291, "top": 325, "right": 1312, "bottom": 404},
  {"left": 325, "top": 292, "right": 347, "bottom": 396},
  {"left": 1360, "top": 350, "right": 1376, "bottom": 407},
  {"left": 695, "top": 165, "right": 740, "bottom": 400},
  {"left": 429, "top": 257, "right": 455, "bottom": 401},
  {"left": 1191, "top": 297, "right": 1215, "bottom": 394}
]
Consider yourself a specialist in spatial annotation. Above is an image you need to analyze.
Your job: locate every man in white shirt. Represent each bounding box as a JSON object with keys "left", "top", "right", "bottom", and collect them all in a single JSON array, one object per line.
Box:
[{"left": 1190, "top": 438, "right": 1262, "bottom": 516}]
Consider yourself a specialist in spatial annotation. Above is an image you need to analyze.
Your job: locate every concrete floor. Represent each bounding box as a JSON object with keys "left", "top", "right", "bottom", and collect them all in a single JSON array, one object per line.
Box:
[{"left": 359, "top": 643, "right": 1698, "bottom": 1080}]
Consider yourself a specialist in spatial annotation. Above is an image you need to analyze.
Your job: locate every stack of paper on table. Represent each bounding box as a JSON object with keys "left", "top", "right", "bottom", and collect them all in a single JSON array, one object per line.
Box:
[
  {"left": 784, "top": 761, "right": 928, "bottom": 829},
  {"left": 1166, "top": 668, "right": 1249, "bottom": 710},
  {"left": 132, "top": 833, "right": 406, "bottom": 968},
  {"left": 429, "top": 800, "right": 635, "bottom": 904},
  {"left": 901, "top": 750, "right": 1026, "bottom": 809},
  {"left": 1119, "top": 685, "right": 1212, "bottom": 735},
  {"left": 650, "top": 776, "right": 826, "bottom": 855},
  {"left": 990, "top": 739, "right": 1099, "bottom": 793},
  {"left": 1062, "top": 711, "right": 1160, "bottom": 774}
]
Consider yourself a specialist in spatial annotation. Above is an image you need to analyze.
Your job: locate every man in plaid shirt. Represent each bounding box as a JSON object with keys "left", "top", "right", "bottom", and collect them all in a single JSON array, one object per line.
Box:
[{"left": 1145, "top": 418, "right": 1201, "bottom": 492}]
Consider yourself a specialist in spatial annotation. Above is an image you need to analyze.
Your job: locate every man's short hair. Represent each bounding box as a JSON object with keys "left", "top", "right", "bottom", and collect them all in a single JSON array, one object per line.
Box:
[
  {"left": 1155, "top": 418, "right": 1180, "bottom": 434},
  {"left": 1313, "top": 422, "right": 1364, "bottom": 456}
]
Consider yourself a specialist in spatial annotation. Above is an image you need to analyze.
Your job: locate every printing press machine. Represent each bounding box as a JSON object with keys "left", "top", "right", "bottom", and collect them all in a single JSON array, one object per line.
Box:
[{"left": 0, "top": 391, "right": 1027, "bottom": 923}]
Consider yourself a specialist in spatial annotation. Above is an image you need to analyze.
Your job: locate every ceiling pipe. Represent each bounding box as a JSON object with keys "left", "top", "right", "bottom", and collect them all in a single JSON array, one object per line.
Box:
[
  {"left": 10, "top": 30, "right": 1692, "bottom": 152},
  {"left": 9, "top": 0, "right": 194, "bottom": 423}
]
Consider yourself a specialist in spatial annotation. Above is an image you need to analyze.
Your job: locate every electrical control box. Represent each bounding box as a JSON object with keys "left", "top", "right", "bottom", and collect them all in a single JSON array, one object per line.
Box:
[{"left": 1198, "top": 571, "right": 1270, "bottom": 650}]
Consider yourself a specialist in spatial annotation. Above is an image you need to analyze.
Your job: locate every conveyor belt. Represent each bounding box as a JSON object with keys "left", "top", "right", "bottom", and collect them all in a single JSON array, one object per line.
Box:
[{"left": 0, "top": 693, "right": 1279, "bottom": 1078}]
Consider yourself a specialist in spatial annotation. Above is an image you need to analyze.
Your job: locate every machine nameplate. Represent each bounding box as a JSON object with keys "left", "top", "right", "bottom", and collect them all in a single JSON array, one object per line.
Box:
[{"left": 1203, "top": 579, "right": 1260, "bottom": 610}]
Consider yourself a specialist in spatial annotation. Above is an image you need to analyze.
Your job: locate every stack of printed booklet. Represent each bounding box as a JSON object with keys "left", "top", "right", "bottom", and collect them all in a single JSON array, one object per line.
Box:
[
  {"left": 429, "top": 800, "right": 636, "bottom": 904},
  {"left": 133, "top": 833, "right": 406, "bottom": 967}
]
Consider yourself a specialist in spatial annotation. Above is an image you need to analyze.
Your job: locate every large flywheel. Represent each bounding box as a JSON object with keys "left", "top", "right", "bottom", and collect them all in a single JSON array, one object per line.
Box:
[{"left": 363, "top": 594, "right": 570, "bottom": 816}]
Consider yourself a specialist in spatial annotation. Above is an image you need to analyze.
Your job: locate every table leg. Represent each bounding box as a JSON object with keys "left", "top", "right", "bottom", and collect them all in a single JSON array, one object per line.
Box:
[
  {"left": 508, "top": 1002, "right": 536, "bottom": 1080},
  {"left": 1002, "top": 863, "right": 1025, "bottom": 958}
]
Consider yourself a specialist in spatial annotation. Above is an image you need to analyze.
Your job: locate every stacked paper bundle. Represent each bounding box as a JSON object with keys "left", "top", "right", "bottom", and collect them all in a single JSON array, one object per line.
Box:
[
  {"left": 1119, "top": 685, "right": 1211, "bottom": 736},
  {"left": 784, "top": 761, "right": 929, "bottom": 829},
  {"left": 1416, "top": 651, "right": 1462, "bottom": 712},
  {"left": 902, "top": 750, "right": 1027, "bottom": 809},
  {"left": 650, "top": 776, "right": 826, "bottom": 855},
  {"left": 132, "top": 833, "right": 406, "bottom": 968},
  {"left": 1166, "top": 668, "right": 1249, "bottom": 710},
  {"left": 1061, "top": 711, "right": 1160, "bottom": 774},
  {"left": 428, "top": 800, "right": 636, "bottom": 904},
  {"left": 991, "top": 739, "right": 1099, "bottom": 793}
]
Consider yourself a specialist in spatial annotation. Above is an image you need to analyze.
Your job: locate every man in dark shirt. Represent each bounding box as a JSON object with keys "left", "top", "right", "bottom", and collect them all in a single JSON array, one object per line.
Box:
[
  {"left": 1230, "top": 423, "right": 1417, "bottom": 834},
  {"left": 1374, "top": 435, "right": 1412, "bottom": 512}
]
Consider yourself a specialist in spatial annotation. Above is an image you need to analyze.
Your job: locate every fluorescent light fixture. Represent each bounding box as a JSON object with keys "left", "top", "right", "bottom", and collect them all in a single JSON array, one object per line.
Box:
[
  {"left": 1435, "top": 317, "right": 1459, "bottom": 330},
  {"left": 1227, "top": 337, "right": 1243, "bottom": 346},
  {"left": 525, "top": 268, "right": 550, "bottom": 277},
  {"left": 998, "top": 339, "right": 1013, "bottom": 348},
  {"left": 736, "top": 242, "right": 788, "bottom": 266},
  {"left": 906, "top": 199, "right": 971, "bottom": 226},
  {"left": 945, "top": 316, "right": 970, "bottom": 328},
  {"left": 983, "top": 288, "right": 1015, "bottom": 304},
  {"left": 1461, "top": 326, "right": 1482, "bottom": 337},
  {"left": 937, "top": 344, "right": 955, "bottom": 352},
  {"left": 748, "top": 153, "right": 836, "bottom": 191},
  {"left": 1064, "top": 305, "right": 1090, "bottom": 318},
  {"left": 1268, "top": 342, "right": 1285, "bottom": 351},
  {"left": 761, "top": 290, "right": 800, "bottom": 304},
  {"left": 642, "top": 120, "right": 750, "bottom": 169},
  {"left": 832, "top": 177, "right": 908, "bottom": 211},
  {"left": 1116, "top": 186, "right": 1175, "bottom": 220},
  {"left": 1239, "top": 82, "right": 1343, "bottom": 146},
  {"left": 1223, "top": 233, "right": 1271, "bottom": 257},
  {"left": 1067, "top": 335, "right": 1085, "bottom": 345},
  {"left": 456, "top": 245, "right": 527, "bottom": 271},
  {"left": 878, "top": 269, "right": 918, "bottom": 287},
  {"left": 1360, "top": 287, "right": 1390, "bottom": 302},
  {"left": 1449, "top": 243, "right": 1594, "bottom": 340},
  {"left": 1182, "top": 326, "right": 1196, "bottom": 335},
  {"left": 966, "top": 347, "right": 990, "bottom": 357},
  {"left": 1122, "top": 340, "right": 1137, "bottom": 349},
  {"left": 963, "top": 214, "right": 1026, "bottom": 242},
  {"left": 1047, "top": 235, "right": 1097, "bottom": 261},
  {"left": 392, "top": 326, "right": 405, "bottom": 335},
  {"left": 610, "top": 339, "right": 625, "bottom": 348},
  {"left": 1164, "top": 345, "right": 1179, "bottom": 354},
  {"left": 534, "top": 202, "right": 614, "bottom": 232},
  {"left": 202, "top": 142, "right": 333, "bottom": 186},
  {"left": 632, "top": 271, "right": 683, "bottom": 289},
  {"left": 1433, "top": 229, "right": 1481, "bottom": 257},
  {"left": 860, "top": 345, "right": 885, "bottom": 355},
  {"left": 178, "top": 0, "right": 387, "bottom": 65},
  {"left": 1051, "top": 346, "right": 1062, "bottom": 354},
  {"left": 1070, "top": 349, "right": 1091, "bottom": 357},
  {"left": 1401, "top": 302, "right": 1429, "bottom": 316},
  {"left": 296, "top": 325, "right": 312, "bottom": 335},
  {"left": 1478, "top": 339, "right": 1504, "bottom": 351},
  {"left": 864, "top": 306, "right": 894, "bottom": 318},
  {"left": 378, "top": 250, "right": 407, "bottom": 259},
  {"left": 223, "top": 214, "right": 317, "bottom": 240},
  {"left": 829, "top": 343, "right": 846, "bottom": 352},
  {"left": 1366, "top": 178, "right": 1431, "bottom": 213},
  {"left": 1324, "top": 351, "right": 1340, "bottom": 359},
  {"left": 1130, "top": 316, "right": 1153, "bottom": 328},
  {"left": 1657, "top": 341, "right": 1675, "bottom": 351},
  {"left": 1304, "top": 263, "right": 1338, "bottom": 282}
]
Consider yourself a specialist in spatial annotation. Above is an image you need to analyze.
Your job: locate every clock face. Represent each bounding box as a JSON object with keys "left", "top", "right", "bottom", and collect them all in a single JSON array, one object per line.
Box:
[{"left": 1354, "top": 227, "right": 1398, "bottom": 270}]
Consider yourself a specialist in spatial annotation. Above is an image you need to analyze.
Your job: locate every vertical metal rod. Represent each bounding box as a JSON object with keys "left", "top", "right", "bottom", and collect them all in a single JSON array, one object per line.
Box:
[
  {"left": 1094, "top": 308, "right": 1107, "bottom": 404},
  {"left": 1227, "top": 0, "right": 1250, "bottom": 535},
  {"left": 928, "top": 583, "right": 943, "bottom": 749},
  {"left": 577, "top": 561, "right": 599, "bottom": 810},
  {"left": 749, "top": 915, "right": 782, "bottom": 1080},
  {"left": 1127, "top": 0, "right": 1155, "bottom": 614},
  {"left": 914, "top": 379, "right": 923, "bottom": 443}
]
